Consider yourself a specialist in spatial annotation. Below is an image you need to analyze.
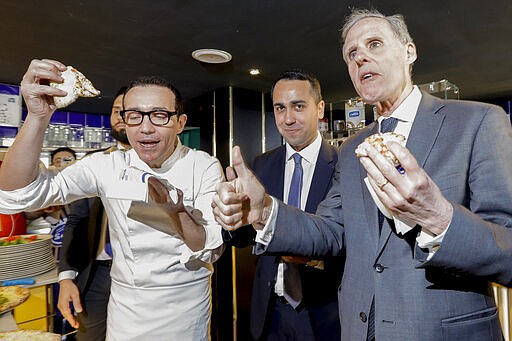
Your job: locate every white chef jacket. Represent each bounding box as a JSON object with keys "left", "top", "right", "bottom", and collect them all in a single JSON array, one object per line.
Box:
[{"left": 0, "top": 139, "right": 225, "bottom": 340}]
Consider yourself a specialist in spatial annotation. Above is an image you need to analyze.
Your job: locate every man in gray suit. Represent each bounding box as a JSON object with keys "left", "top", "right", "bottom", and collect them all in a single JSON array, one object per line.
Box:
[{"left": 212, "top": 8, "right": 512, "bottom": 341}]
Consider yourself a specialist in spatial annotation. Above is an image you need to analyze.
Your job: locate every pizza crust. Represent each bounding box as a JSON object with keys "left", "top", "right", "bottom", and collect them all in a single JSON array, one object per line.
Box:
[
  {"left": 0, "top": 330, "right": 61, "bottom": 340},
  {"left": 355, "top": 132, "right": 406, "bottom": 166},
  {"left": 50, "top": 66, "right": 100, "bottom": 108},
  {"left": 0, "top": 286, "right": 30, "bottom": 313}
]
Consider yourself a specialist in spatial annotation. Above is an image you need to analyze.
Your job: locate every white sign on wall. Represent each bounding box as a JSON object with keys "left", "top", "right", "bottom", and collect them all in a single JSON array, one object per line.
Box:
[{"left": 0, "top": 84, "right": 21, "bottom": 127}]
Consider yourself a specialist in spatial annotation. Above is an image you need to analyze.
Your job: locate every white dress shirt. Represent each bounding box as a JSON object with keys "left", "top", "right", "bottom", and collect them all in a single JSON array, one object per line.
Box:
[{"left": 275, "top": 132, "right": 322, "bottom": 296}]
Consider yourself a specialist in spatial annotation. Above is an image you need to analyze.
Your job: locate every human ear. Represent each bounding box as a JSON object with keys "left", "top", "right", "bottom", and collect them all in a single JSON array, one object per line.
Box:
[
  {"left": 406, "top": 43, "right": 417, "bottom": 64},
  {"left": 176, "top": 114, "right": 187, "bottom": 134},
  {"left": 317, "top": 100, "right": 325, "bottom": 119}
]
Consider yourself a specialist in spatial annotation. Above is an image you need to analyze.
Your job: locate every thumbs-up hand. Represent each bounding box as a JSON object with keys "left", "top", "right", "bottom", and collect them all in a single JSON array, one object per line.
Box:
[{"left": 212, "top": 146, "right": 273, "bottom": 231}]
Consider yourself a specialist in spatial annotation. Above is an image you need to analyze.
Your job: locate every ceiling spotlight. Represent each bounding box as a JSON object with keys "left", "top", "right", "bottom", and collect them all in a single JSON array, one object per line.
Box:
[
  {"left": 249, "top": 68, "right": 261, "bottom": 75},
  {"left": 191, "top": 49, "right": 232, "bottom": 64}
]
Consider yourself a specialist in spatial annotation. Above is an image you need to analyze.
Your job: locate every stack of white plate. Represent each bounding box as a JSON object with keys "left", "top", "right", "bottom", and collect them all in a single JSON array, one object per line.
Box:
[{"left": 0, "top": 235, "right": 56, "bottom": 281}]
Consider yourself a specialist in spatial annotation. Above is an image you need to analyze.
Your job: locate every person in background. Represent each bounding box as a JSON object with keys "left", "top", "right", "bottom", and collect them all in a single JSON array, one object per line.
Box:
[
  {"left": 57, "top": 86, "right": 130, "bottom": 341},
  {"left": 212, "top": 8, "right": 512, "bottom": 341},
  {"left": 50, "top": 147, "right": 76, "bottom": 169},
  {"left": 223, "top": 70, "right": 342, "bottom": 340},
  {"left": 24, "top": 146, "right": 77, "bottom": 245},
  {"left": 0, "top": 59, "right": 225, "bottom": 340}
]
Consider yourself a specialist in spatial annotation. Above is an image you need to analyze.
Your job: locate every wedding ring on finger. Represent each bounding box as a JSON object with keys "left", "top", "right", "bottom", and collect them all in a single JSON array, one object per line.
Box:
[{"left": 377, "top": 179, "right": 389, "bottom": 190}]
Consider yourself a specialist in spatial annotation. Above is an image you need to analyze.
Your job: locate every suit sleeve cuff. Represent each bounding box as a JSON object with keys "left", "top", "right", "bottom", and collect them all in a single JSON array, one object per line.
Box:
[
  {"left": 254, "top": 197, "right": 278, "bottom": 246},
  {"left": 417, "top": 221, "right": 451, "bottom": 260}
]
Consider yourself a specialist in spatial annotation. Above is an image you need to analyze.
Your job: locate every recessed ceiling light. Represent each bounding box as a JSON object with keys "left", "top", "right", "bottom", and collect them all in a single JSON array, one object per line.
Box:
[
  {"left": 191, "top": 49, "right": 232, "bottom": 64},
  {"left": 249, "top": 68, "right": 260, "bottom": 75}
]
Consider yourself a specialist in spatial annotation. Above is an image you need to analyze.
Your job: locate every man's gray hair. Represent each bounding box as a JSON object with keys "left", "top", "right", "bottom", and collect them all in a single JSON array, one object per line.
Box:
[{"left": 340, "top": 8, "right": 414, "bottom": 47}]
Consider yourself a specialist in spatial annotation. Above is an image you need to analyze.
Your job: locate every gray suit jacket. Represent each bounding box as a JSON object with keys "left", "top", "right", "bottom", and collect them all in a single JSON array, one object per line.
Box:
[{"left": 262, "top": 92, "right": 512, "bottom": 340}]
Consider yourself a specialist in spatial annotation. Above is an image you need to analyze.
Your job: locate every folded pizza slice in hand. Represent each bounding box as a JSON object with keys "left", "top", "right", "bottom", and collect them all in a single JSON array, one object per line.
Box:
[
  {"left": 355, "top": 132, "right": 406, "bottom": 167},
  {"left": 50, "top": 66, "right": 100, "bottom": 108}
]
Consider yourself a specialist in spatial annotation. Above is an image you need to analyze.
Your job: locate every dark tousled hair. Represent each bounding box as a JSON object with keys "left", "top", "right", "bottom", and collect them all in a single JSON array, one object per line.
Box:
[
  {"left": 114, "top": 86, "right": 128, "bottom": 99},
  {"left": 124, "top": 76, "right": 184, "bottom": 116},
  {"left": 271, "top": 69, "right": 322, "bottom": 104},
  {"left": 50, "top": 147, "right": 76, "bottom": 163}
]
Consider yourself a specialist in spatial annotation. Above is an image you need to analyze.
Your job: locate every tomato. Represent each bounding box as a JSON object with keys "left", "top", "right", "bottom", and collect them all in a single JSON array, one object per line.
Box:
[{"left": 0, "top": 235, "right": 38, "bottom": 246}]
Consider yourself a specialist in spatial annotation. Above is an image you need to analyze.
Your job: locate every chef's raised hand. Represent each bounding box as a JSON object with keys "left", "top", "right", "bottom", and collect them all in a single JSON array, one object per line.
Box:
[
  {"left": 20, "top": 59, "right": 67, "bottom": 119},
  {"left": 147, "top": 176, "right": 206, "bottom": 251},
  {"left": 147, "top": 176, "right": 185, "bottom": 214},
  {"left": 212, "top": 146, "right": 272, "bottom": 231},
  {"left": 0, "top": 59, "right": 67, "bottom": 191},
  {"left": 359, "top": 141, "right": 453, "bottom": 235}
]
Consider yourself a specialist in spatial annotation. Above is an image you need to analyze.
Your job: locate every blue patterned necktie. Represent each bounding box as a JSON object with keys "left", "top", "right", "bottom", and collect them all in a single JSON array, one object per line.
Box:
[
  {"left": 105, "top": 225, "right": 113, "bottom": 257},
  {"left": 283, "top": 153, "right": 303, "bottom": 309},
  {"left": 380, "top": 117, "right": 399, "bottom": 133},
  {"left": 377, "top": 116, "right": 400, "bottom": 230},
  {"left": 368, "top": 117, "right": 399, "bottom": 340},
  {"left": 287, "top": 153, "right": 303, "bottom": 208}
]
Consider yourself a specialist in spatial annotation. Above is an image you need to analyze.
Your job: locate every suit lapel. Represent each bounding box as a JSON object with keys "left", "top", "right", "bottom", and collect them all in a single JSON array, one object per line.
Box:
[
  {"left": 358, "top": 122, "right": 382, "bottom": 246},
  {"left": 254, "top": 147, "right": 286, "bottom": 275},
  {"left": 266, "top": 146, "right": 286, "bottom": 200},
  {"left": 305, "top": 141, "right": 337, "bottom": 214},
  {"left": 406, "top": 92, "right": 446, "bottom": 167}
]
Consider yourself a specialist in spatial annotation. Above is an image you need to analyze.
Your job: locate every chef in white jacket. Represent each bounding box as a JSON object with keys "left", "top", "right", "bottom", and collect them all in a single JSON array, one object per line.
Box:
[{"left": 0, "top": 59, "right": 225, "bottom": 340}]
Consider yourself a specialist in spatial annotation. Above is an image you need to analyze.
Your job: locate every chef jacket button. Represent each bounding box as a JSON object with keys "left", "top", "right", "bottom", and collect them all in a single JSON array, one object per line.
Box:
[
  {"left": 360, "top": 312, "right": 367, "bottom": 322},
  {"left": 374, "top": 263, "right": 384, "bottom": 273}
]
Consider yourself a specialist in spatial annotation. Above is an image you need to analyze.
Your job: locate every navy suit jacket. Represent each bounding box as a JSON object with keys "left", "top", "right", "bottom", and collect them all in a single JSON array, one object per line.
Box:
[
  {"left": 224, "top": 140, "right": 343, "bottom": 340},
  {"left": 263, "top": 92, "right": 512, "bottom": 340},
  {"left": 59, "top": 197, "right": 105, "bottom": 291}
]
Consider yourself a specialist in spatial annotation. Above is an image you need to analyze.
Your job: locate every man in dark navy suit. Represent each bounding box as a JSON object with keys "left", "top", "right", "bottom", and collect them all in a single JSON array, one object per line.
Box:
[{"left": 223, "top": 70, "right": 343, "bottom": 340}]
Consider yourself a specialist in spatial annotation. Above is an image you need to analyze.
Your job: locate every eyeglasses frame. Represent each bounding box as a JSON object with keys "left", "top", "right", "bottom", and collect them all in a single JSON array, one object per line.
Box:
[{"left": 119, "top": 109, "right": 178, "bottom": 126}]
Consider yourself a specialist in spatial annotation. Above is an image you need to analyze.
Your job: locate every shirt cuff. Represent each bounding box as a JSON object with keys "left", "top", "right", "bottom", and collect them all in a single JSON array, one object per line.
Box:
[
  {"left": 179, "top": 223, "right": 225, "bottom": 265},
  {"left": 255, "top": 197, "right": 278, "bottom": 246},
  {"left": 417, "top": 221, "right": 451, "bottom": 260},
  {"left": 58, "top": 270, "right": 78, "bottom": 282}
]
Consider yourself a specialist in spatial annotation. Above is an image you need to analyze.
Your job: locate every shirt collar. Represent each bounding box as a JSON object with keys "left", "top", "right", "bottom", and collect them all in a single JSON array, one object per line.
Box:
[
  {"left": 159, "top": 137, "right": 184, "bottom": 171},
  {"left": 378, "top": 85, "right": 422, "bottom": 124},
  {"left": 127, "top": 137, "right": 184, "bottom": 172},
  {"left": 285, "top": 131, "right": 322, "bottom": 164}
]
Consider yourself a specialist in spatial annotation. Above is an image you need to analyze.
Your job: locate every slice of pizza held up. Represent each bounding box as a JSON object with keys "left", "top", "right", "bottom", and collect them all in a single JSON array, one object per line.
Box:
[
  {"left": 0, "top": 286, "right": 30, "bottom": 313},
  {"left": 0, "top": 330, "right": 61, "bottom": 340},
  {"left": 49, "top": 66, "right": 100, "bottom": 108},
  {"left": 355, "top": 132, "right": 406, "bottom": 167}
]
